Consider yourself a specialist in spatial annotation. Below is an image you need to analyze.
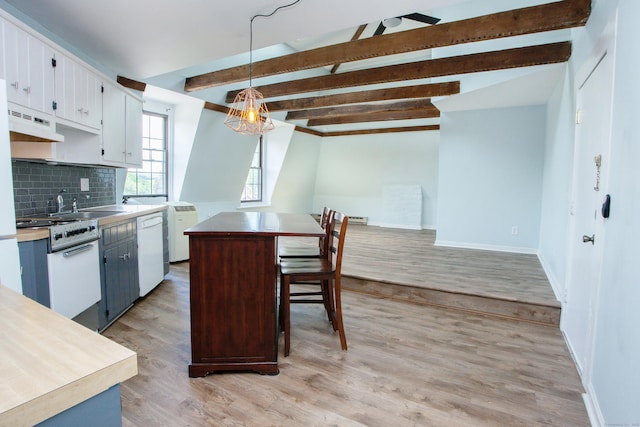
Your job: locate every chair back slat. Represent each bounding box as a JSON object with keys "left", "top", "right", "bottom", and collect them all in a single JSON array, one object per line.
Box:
[
  {"left": 328, "top": 211, "right": 348, "bottom": 273},
  {"left": 318, "top": 207, "right": 333, "bottom": 256}
]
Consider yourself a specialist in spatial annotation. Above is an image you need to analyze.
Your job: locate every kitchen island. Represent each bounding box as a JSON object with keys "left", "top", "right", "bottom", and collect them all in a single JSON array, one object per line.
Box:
[
  {"left": 0, "top": 284, "right": 137, "bottom": 426},
  {"left": 185, "top": 212, "right": 324, "bottom": 376}
]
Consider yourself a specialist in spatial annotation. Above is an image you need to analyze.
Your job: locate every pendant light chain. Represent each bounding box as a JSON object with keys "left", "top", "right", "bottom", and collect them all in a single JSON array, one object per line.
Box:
[
  {"left": 225, "top": 0, "right": 301, "bottom": 135},
  {"left": 249, "top": 0, "right": 302, "bottom": 86}
]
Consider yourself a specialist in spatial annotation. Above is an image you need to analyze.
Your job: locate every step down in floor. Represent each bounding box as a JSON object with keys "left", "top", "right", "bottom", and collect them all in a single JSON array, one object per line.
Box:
[{"left": 342, "top": 276, "right": 561, "bottom": 326}]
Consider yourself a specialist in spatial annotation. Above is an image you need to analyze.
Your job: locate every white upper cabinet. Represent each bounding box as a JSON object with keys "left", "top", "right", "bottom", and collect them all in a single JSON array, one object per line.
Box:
[
  {"left": 52, "top": 50, "right": 102, "bottom": 132},
  {"left": 102, "top": 80, "right": 142, "bottom": 167},
  {"left": 124, "top": 94, "right": 143, "bottom": 167},
  {"left": 1, "top": 17, "right": 55, "bottom": 115}
]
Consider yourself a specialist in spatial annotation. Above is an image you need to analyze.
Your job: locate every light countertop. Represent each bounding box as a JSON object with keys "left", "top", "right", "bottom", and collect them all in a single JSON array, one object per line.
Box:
[
  {"left": 0, "top": 285, "right": 137, "bottom": 426},
  {"left": 17, "top": 204, "right": 167, "bottom": 242}
]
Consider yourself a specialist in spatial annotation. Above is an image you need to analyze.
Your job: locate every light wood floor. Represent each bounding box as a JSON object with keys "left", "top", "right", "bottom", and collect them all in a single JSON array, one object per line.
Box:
[
  {"left": 103, "top": 261, "right": 589, "bottom": 426},
  {"left": 281, "top": 225, "right": 557, "bottom": 306},
  {"left": 280, "top": 225, "right": 561, "bottom": 325}
]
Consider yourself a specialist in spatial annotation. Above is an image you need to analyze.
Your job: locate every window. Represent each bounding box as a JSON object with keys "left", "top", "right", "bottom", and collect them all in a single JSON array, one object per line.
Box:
[
  {"left": 241, "top": 136, "right": 263, "bottom": 202},
  {"left": 124, "top": 112, "right": 167, "bottom": 197}
]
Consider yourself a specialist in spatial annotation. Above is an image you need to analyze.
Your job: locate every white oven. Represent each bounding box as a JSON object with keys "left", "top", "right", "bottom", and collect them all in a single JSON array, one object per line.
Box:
[
  {"left": 47, "top": 240, "right": 101, "bottom": 319},
  {"left": 17, "top": 217, "right": 102, "bottom": 320}
]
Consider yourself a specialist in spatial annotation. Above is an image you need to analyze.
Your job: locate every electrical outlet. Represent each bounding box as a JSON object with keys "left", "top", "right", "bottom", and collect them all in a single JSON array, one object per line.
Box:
[
  {"left": 511, "top": 226, "right": 519, "bottom": 235},
  {"left": 80, "top": 178, "right": 90, "bottom": 191}
]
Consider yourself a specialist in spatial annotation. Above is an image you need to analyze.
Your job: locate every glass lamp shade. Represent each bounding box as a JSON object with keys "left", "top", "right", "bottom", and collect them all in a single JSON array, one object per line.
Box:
[{"left": 224, "top": 87, "right": 275, "bottom": 135}]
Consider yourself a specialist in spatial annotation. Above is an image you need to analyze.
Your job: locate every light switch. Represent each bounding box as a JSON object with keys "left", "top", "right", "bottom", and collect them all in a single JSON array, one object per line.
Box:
[{"left": 80, "top": 178, "right": 90, "bottom": 191}]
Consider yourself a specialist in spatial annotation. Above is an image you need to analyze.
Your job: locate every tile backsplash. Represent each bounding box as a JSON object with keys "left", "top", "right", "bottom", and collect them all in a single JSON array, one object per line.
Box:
[{"left": 12, "top": 160, "right": 116, "bottom": 218}]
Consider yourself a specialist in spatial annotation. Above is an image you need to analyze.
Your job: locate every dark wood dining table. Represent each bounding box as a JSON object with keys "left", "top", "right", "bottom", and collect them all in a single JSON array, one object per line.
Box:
[{"left": 184, "top": 211, "right": 324, "bottom": 376}]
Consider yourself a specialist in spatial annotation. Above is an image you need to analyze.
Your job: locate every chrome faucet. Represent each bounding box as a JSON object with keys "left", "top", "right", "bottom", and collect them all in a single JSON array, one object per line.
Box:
[{"left": 56, "top": 189, "right": 66, "bottom": 213}]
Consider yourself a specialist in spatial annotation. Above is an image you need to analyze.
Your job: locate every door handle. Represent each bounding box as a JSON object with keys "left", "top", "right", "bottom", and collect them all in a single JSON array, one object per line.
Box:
[{"left": 582, "top": 234, "right": 595, "bottom": 245}]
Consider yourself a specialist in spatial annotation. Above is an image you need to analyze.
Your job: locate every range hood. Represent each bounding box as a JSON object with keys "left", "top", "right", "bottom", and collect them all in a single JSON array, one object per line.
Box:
[{"left": 8, "top": 102, "right": 65, "bottom": 143}]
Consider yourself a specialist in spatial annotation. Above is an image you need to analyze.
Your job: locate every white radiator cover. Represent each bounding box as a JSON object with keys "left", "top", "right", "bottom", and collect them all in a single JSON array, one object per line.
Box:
[{"left": 380, "top": 184, "right": 422, "bottom": 229}]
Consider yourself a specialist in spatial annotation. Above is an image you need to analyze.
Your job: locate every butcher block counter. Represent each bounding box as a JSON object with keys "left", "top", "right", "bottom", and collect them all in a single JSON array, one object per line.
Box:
[{"left": 0, "top": 284, "right": 137, "bottom": 426}]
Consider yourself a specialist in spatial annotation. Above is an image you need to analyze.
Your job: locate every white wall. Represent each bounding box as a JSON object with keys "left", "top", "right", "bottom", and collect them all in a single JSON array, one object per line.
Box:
[
  {"left": 312, "top": 131, "right": 439, "bottom": 228},
  {"left": 580, "top": 0, "right": 640, "bottom": 424},
  {"left": 436, "top": 105, "right": 545, "bottom": 253},
  {"left": 266, "top": 131, "right": 321, "bottom": 214},
  {"left": 538, "top": 69, "right": 576, "bottom": 299},
  {"left": 537, "top": 1, "right": 640, "bottom": 424},
  {"left": 179, "top": 109, "right": 258, "bottom": 219}
]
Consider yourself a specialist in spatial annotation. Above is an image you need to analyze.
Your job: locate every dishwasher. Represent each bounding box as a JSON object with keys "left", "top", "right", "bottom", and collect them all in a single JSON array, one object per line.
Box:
[{"left": 137, "top": 212, "right": 165, "bottom": 296}]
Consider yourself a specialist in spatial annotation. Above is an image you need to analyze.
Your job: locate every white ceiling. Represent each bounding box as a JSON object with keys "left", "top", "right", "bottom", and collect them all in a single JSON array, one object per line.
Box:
[
  {"left": 4, "top": 0, "right": 466, "bottom": 79},
  {"left": 2, "top": 0, "right": 569, "bottom": 131}
]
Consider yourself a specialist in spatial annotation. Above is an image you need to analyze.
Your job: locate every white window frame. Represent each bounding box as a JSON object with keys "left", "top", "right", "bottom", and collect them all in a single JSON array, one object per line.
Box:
[{"left": 240, "top": 136, "right": 264, "bottom": 203}]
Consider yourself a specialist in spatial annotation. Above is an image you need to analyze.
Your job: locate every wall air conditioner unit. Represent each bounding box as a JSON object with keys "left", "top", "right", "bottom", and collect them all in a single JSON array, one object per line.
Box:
[{"left": 8, "top": 102, "right": 64, "bottom": 143}]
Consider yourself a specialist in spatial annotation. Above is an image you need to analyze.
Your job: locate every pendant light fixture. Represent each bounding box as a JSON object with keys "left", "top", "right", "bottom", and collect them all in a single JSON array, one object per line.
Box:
[{"left": 225, "top": 0, "right": 301, "bottom": 135}]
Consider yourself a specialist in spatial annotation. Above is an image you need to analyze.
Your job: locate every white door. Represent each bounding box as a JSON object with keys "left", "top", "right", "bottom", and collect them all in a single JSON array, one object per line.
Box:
[{"left": 562, "top": 31, "right": 615, "bottom": 380}]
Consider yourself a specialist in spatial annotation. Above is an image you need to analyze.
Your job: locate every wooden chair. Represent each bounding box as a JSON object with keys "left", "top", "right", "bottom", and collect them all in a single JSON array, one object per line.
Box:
[
  {"left": 279, "top": 211, "right": 349, "bottom": 356},
  {"left": 278, "top": 207, "right": 331, "bottom": 259}
]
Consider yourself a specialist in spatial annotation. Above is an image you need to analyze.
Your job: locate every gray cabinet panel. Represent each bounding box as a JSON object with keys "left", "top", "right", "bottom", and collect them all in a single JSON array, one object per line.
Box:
[
  {"left": 18, "top": 239, "right": 50, "bottom": 307},
  {"left": 98, "top": 219, "right": 139, "bottom": 330}
]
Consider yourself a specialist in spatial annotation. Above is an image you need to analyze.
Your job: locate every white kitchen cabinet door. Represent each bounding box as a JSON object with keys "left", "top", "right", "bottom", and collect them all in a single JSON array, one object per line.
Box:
[
  {"left": 2, "top": 19, "right": 54, "bottom": 114},
  {"left": 27, "top": 35, "right": 55, "bottom": 115},
  {"left": 53, "top": 51, "right": 75, "bottom": 121},
  {"left": 0, "top": 79, "right": 21, "bottom": 294},
  {"left": 0, "top": 20, "right": 5, "bottom": 82},
  {"left": 3, "top": 20, "right": 28, "bottom": 107},
  {"left": 74, "top": 64, "right": 102, "bottom": 130},
  {"left": 0, "top": 83, "right": 17, "bottom": 235},
  {"left": 101, "top": 80, "right": 127, "bottom": 164},
  {"left": 102, "top": 81, "right": 142, "bottom": 167},
  {"left": 53, "top": 52, "right": 101, "bottom": 132},
  {"left": 125, "top": 94, "right": 143, "bottom": 167}
]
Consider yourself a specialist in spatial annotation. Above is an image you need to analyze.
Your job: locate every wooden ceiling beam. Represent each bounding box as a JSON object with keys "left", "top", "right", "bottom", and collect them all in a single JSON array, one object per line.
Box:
[
  {"left": 201, "top": 103, "right": 441, "bottom": 136},
  {"left": 286, "top": 99, "right": 436, "bottom": 120},
  {"left": 267, "top": 82, "right": 459, "bottom": 111},
  {"left": 322, "top": 125, "right": 439, "bottom": 137},
  {"left": 186, "top": 0, "right": 589, "bottom": 92},
  {"left": 116, "top": 75, "right": 146, "bottom": 92},
  {"left": 330, "top": 24, "right": 367, "bottom": 74},
  {"left": 307, "top": 109, "right": 440, "bottom": 126},
  {"left": 203, "top": 102, "right": 231, "bottom": 114},
  {"left": 227, "top": 42, "right": 571, "bottom": 101}
]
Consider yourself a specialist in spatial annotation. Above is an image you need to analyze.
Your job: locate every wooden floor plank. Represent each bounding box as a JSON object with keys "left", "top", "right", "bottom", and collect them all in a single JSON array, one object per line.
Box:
[
  {"left": 280, "top": 225, "right": 560, "bottom": 324},
  {"left": 282, "top": 225, "right": 557, "bottom": 305},
  {"left": 103, "top": 262, "right": 589, "bottom": 426}
]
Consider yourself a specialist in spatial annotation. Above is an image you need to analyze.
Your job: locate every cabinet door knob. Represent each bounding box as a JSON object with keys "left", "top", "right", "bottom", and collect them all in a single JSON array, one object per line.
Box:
[
  {"left": 10, "top": 81, "right": 19, "bottom": 89},
  {"left": 22, "top": 86, "right": 31, "bottom": 94}
]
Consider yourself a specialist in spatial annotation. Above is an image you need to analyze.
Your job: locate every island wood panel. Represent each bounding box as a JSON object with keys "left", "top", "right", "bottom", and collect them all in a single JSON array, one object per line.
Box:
[
  {"left": 185, "top": 212, "right": 324, "bottom": 376},
  {"left": 188, "top": 234, "right": 278, "bottom": 376}
]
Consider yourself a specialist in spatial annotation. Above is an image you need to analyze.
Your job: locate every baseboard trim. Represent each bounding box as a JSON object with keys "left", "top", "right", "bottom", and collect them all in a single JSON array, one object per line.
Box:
[
  {"left": 434, "top": 239, "right": 538, "bottom": 255},
  {"left": 583, "top": 382, "right": 605, "bottom": 427}
]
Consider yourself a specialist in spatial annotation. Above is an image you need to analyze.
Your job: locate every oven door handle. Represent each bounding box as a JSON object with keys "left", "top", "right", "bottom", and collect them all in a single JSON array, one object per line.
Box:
[{"left": 62, "top": 243, "right": 95, "bottom": 258}]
